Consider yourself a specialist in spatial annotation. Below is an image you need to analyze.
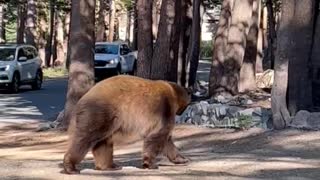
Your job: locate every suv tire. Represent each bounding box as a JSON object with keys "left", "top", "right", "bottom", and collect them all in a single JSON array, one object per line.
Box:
[
  {"left": 10, "top": 73, "right": 20, "bottom": 93},
  {"left": 31, "top": 70, "right": 43, "bottom": 90}
]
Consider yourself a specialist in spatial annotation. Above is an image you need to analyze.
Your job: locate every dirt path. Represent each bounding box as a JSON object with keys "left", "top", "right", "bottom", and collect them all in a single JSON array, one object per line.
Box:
[{"left": 0, "top": 122, "right": 320, "bottom": 180}]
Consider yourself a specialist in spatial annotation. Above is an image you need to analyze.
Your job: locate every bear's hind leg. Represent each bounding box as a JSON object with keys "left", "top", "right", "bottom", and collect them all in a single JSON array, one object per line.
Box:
[
  {"left": 63, "top": 136, "right": 92, "bottom": 174},
  {"left": 92, "top": 137, "right": 121, "bottom": 171},
  {"left": 163, "top": 136, "right": 189, "bottom": 164}
]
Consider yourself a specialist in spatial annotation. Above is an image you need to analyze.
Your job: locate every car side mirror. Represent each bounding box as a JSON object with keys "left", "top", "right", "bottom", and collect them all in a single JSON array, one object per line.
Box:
[{"left": 18, "top": 56, "right": 27, "bottom": 62}]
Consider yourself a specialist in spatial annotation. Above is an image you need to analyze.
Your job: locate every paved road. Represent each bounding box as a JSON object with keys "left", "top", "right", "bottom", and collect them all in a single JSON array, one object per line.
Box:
[
  {"left": 0, "top": 78, "right": 67, "bottom": 123},
  {"left": 0, "top": 60, "right": 211, "bottom": 123}
]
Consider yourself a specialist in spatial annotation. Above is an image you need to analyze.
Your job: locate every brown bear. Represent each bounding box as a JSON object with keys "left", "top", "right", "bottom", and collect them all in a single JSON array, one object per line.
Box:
[{"left": 63, "top": 75, "right": 191, "bottom": 174}]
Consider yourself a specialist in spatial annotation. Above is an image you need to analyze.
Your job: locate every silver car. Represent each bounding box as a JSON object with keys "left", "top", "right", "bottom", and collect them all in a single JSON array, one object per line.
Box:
[
  {"left": 94, "top": 42, "right": 137, "bottom": 79},
  {"left": 0, "top": 44, "right": 43, "bottom": 93}
]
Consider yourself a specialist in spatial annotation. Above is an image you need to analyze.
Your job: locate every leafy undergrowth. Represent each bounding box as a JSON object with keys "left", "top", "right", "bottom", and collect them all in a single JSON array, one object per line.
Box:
[{"left": 43, "top": 67, "right": 68, "bottom": 80}]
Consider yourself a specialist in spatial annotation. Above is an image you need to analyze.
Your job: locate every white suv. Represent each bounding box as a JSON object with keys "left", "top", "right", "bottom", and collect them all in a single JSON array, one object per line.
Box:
[{"left": 0, "top": 44, "right": 43, "bottom": 93}]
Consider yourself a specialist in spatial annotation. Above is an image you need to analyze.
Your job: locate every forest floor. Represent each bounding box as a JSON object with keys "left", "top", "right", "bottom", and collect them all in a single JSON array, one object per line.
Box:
[{"left": 0, "top": 122, "right": 320, "bottom": 180}]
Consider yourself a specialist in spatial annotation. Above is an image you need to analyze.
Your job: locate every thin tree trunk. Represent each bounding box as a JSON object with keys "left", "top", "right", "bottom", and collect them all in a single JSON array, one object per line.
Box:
[
  {"left": 0, "top": 4, "right": 5, "bottom": 43},
  {"left": 125, "top": 9, "right": 131, "bottom": 43},
  {"left": 239, "top": 0, "right": 260, "bottom": 92},
  {"left": 62, "top": 0, "right": 96, "bottom": 129},
  {"left": 255, "top": 1, "right": 263, "bottom": 73},
  {"left": 25, "top": 0, "right": 37, "bottom": 46},
  {"left": 16, "top": 3, "right": 26, "bottom": 44},
  {"left": 96, "top": 0, "right": 108, "bottom": 42},
  {"left": 54, "top": 10, "right": 64, "bottom": 66},
  {"left": 186, "top": 0, "right": 203, "bottom": 87},
  {"left": 177, "top": 0, "right": 191, "bottom": 87},
  {"left": 131, "top": 0, "right": 138, "bottom": 50},
  {"left": 266, "top": 0, "right": 276, "bottom": 69},
  {"left": 136, "top": 0, "right": 153, "bottom": 78},
  {"left": 151, "top": 0, "right": 177, "bottom": 81},
  {"left": 224, "top": 0, "right": 253, "bottom": 95},
  {"left": 311, "top": 2, "right": 320, "bottom": 106},
  {"left": 108, "top": 0, "right": 115, "bottom": 42},
  {"left": 152, "top": 0, "right": 161, "bottom": 41},
  {"left": 45, "top": 0, "right": 55, "bottom": 67},
  {"left": 271, "top": 0, "right": 292, "bottom": 129},
  {"left": 287, "top": 0, "right": 315, "bottom": 115},
  {"left": 209, "top": 0, "right": 233, "bottom": 97}
]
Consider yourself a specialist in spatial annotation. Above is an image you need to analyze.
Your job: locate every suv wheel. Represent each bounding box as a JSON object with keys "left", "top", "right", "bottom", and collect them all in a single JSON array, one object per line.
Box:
[
  {"left": 129, "top": 61, "right": 137, "bottom": 75},
  {"left": 10, "top": 73, "right": 20, "bottom": 93},
  {"left": 115, "top": 64, "right": 122, "bottom": 75},
  {"left": 31, "top": 70, "right": 43, "bottom": 90}
]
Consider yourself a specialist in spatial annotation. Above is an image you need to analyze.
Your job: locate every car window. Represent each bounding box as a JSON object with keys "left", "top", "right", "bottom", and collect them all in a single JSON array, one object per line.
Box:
[
  {"left": 0, "top": 48, "right": 16, "bottom": 61},
  {"left": 23, "top": 47, "right": 35, "bottom": 60},
  {"left": 95, "top": 44, "right": 119, "bottom": 55},
  {"left": 17, "top": 48, "right": 26, "bottom": 59},
  {"left": 120, "top": 44, "right": 130, "bottom": 55}
]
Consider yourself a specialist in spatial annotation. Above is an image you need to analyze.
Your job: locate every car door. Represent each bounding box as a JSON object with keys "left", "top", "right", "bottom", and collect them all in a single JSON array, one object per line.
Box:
[
  {"left": 22, "top": 47, "right": 35, "bottom": 80},
  {"left": 119, "top": 44, "right": 130, "bottom": 73},
  {"left": 121, "top": 44, "right": 136, "bottom": 73},
  {"left": 16, "top": 47, "right": 30, "bottom": 81}
]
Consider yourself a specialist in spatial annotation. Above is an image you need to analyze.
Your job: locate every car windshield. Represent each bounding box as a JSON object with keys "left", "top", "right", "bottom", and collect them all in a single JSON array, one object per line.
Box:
[
  {"left": 95, "top": 44, "right": 118, "bottom": 55},
  {"left": 0, "top": 48, "right": 15, "bottom": 61}
]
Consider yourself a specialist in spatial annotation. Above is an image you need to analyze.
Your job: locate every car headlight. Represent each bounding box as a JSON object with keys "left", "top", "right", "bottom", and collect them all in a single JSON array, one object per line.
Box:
[
  {"left": 109, "top": 58, "right": 119, "bottom": 64},
  {"left": 0, "top": 65, "right": 9, "bottom": 71}
]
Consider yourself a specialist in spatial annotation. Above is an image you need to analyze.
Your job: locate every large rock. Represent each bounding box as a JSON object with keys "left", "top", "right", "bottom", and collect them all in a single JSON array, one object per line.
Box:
[
  {"left": 176, "top": 100, "right": 272, "bottom": 129},
  {"left": 290, "top": 110, "right": 320, "bottom": 130}
]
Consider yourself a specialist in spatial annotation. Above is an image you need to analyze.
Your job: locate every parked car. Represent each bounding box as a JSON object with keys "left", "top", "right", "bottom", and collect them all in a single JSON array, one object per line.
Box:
[
  {"left": 94, "top": 42, "right": 137, "bottom": 80},
  {"left": 0, "top": 44, "right": 43, "bottom": 93}
]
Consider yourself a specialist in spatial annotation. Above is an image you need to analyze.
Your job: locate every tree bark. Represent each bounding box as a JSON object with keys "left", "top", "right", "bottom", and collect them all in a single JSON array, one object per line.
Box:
[
  {"left": 224, "top": 0, "right": 253, "bottom": 95},
  {"left": 25, "top": 0, "right": 37, "bottom": 46},
  {"left": 209, "top": 0, "right": 233, "bottom": 97},
  {"left": 0, "top": 4, "right": 5, "bottom": 43},
  {"left": 131, "top": 0, "right": 138, "bottom": 50},
  {"left": 16, "top": 3, "right": 26, "bottom": 44},
  {"left": 271, "top": 0, "right": 292, "bottom": 129},
  {"left": 239, "top": 0, "right": 260, "bottom": 92},
  {"left": 311, "top": 2, "right": 320, "bottom": 106},
  {"left": 96, "top": 0, "right": 108, "bottom": 42},
  {"left": 152, "top": 0, "right": 161, "bottom": 41},
  {"left": 45, "top": 0, "right": 55, "bottom": 67},
  {"left": 54, "top": 10, "right": 64, "bottom": 66},
  {"left": 185, "top": 0, "right": 203, "bottom": 87},
  {"left": 255, "top": 0, "right": 263, "bottom": 73},
  {"left": 61, "top": 0, "right": 96, "bottom": 129},
  {"left": 266, "top": 0, "right": 276, "bottom": 69},
  {"left": 108, "top": 0, "right": 115, "bottom": 42},
  {"left": 151, "top": 0, "right": 177, "bottom": 81},
  {"left": 136, "top": 0, "right": 153, "bottom": 78},
  {"left": 177, "top": 0, "right": 192, "bottom": 87},
  {"left": 287, "top": 0, "right": 315, "bottom": 115}
]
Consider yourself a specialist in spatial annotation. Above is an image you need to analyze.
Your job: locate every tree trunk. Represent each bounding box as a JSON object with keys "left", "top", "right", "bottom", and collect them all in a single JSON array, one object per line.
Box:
[
  {"left": 108, "top": 0, "right": 115, "bottom": 42},
  {"left": 224, "top": 0, "right": 253, "bottom": 95},
  {"left": 255, "top": 0, "right": 263, "bottom": 73},
  {"left": 61, "top": 0, "right": 96, "bottom": 129},
  {"left": 96, "top": 0, "right": 108, "bottom": 42},
  {"left": 238, "top": 0, "right": 260, "bottom": 92},
  {"left": 185, "top": 0, "right": 203, "bottom": 87},
  {"left": 125, "top": 9, "right": 131, "bottom": 43},
  {"left": 152, "top": 0, "right": 161, "bottom": 41},
  {"left": 266, "top": 0, "right": 276, "bottom": 69},
  {"left": 54, "top": 10, "right": 64, "bottom": 66},
  {"left": 151, "top": 0, "right": 177, "bottom": 81},
  {"left": 271, "top": 0, "right": 292, "bottom": 129},
  {"left": 45, "top": 0, "right": 55, "bottom": 67},
  {"left": 136, "top": 0, "right": 153, "bottom": 78},
  {"left": 0, "top": 4, "right": 5, "bottom": 43},
  {"left": 38, "top": 1, "right": 47, "bottom": 66},
  {"left": 209, "top": 0, "right": 233, "bottom": 97},
  {"left": 64, "top": 2, "right": 71, "bottom": 70},
  {"left": 25, "top": 0, "right": 37, "bottom": 46},
  {"left": 177, "top": 0, "right": 192, "bottom": 87},
  {"left": 168, "top": 0, "right": 182, "bottom": 83},
  {"left": 131, "top": 0, "right": 138, "bottom": 50},
  {"left": 17, "top": 3, "right": 26, "bottom": 44},
  {"left": 311, "top": 2, "right": 320, "bottom": 106},
  {"left": 287, "top": 0, "right": 315, "bottom": 115}
]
